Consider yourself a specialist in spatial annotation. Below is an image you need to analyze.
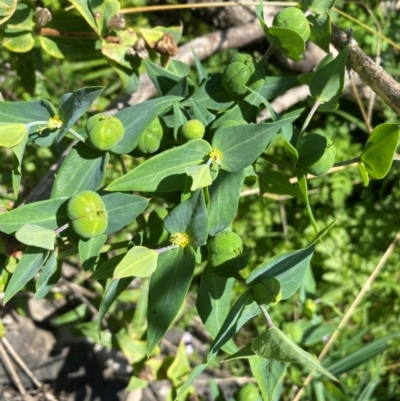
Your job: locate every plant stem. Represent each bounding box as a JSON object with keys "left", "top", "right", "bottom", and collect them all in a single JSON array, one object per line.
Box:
[
  {"left": 156, "top": 244, "right": 179, "bottom": 254},
  {"left": 54, "top": 223, "right": 69, "bottom": 235},
  {"left": 25, "top": 121, "right": 48, "bottom": 129},
  {"left": 333, "top": 156, "right": 360, "bottom": 167},
  {"left": 235, "top": 273, "right": 247, "bottom": 285},
  {"left": 299, "top": 100, "right": 321, "bottom": 139},
  {"left": 260, "top": 45, "right": 276, "bottom": 65},
  {"left": 259, "top": 304, "right": 274, "bottom": 328},
  {"left": 68, "top": 128, "right": 86, "bottom": 142}
]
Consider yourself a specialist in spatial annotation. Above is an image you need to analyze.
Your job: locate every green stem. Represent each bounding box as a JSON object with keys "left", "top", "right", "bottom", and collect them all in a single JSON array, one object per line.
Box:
[
  {"left": 260, "top": 45, "right": 276, "bottom": 65},
  {"left": 259, "top": 304, "right": 274, "bottom": 328},
  {"left": 333, "top": 156, "right": 360, "bottom": 167},
  {"left": 260, "top": 153, "right": 292, "bottom": 168},
  {"left": 25, "top": 121, "right": 49, "bottom": 129},
  {"left": 156, "top": 244, "right": 179, "bottom": 254},
  {"left": 119, "top": 154, "right": 128, "bottom": 175},
  {"left": 235, "top": 273, "right": 247, "bottom": 285},
  {"left": 68, "top": 128, "right": 86, "bottom": 142},
  {"left": 299, "top": 100, "right": 321, "bottom": 140}
]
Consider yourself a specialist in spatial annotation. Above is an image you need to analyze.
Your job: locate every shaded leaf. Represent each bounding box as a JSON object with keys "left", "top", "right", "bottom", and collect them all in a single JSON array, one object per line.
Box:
[
  {"left": 34, "top": 251, "right": 61, "bottom": 299},
  {"left": 78, "top": 234, "right": 107, "bottom": 271}
]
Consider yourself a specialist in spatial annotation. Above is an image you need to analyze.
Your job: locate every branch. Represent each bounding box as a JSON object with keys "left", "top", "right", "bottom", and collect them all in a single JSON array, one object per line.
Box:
[{"left": 331, "top": 24, "right": 400, "bottom": 115}]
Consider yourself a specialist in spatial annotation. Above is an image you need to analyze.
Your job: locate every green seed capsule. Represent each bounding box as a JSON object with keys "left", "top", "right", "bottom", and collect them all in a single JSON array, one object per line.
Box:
[
  {"left": 180, "top": 119, "right": 205, "bottom": 140},
  {"left": 273, "top": 7, "right": 310, "bottom": 42},
  {"left": 252, "top": 277, "right": 282, "bottom": 305},
  {"left": 67, "top": 190, "right": 108, "bottom": 238},
  {"left": 137, "top": 117, "right": 163, "bottom": 154},
  {"left": 86, "top": 114, "right": 125, "bottom": 151},
  {"left": 221, "top": 62, "right": 251, "bottom": 96}
]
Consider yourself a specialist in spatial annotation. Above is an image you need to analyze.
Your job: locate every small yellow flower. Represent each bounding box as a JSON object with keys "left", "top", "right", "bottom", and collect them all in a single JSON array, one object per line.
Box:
[
  {"left": 209, "top": 150, "right": 222, "bottom": 166},
  {"left": 170, "top": 232, "right": 189, "bottom": 248}
]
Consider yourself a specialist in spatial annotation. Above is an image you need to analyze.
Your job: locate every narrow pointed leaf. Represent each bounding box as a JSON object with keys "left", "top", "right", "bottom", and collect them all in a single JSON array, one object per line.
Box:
[
  {"left": 98, "top": 277, "right": 132, "bottom": 324},
  {"left": 78, "top": 234, "right": 107, "bottom": 271},
  {"left": 106, "top": 140, "right": 211, "bottom": 192},
  {"left": 208, "top": 169, "right": 245, "bottom": 235},
  {"left": 252, "top": 327, "right": 337, "bottom": 381},
  {"left": 4, "top": 246, "right": 49, "bottom": 304},
  {"left": 51, "top": 142, "right": 108, "bottom": 198},
  {"left": 212, "top": 117, "right": 298, "bottom": 172},
  {"left": 196, "top": 266, "right": 237, "bottom": 354},
  {"left": 249, "top": 356, "right": 288, "bottom": 401},
  {"left": 147, "top": 247, "right": 196, "bottom": 356},
  {"left": 57, "top": 86, "right": 104, "bottom": 142},
  {"left": 259, "top": 170, "right": 305, "bottom": 202},
  {"left": 164, "top": 189, "right": 208, "bottom": 247},
  {"left": 91, "top": 254, "right": 125, "bottom": 280},
  {"left": 34, "top": 251, "right": 61, "bottom": 299}
]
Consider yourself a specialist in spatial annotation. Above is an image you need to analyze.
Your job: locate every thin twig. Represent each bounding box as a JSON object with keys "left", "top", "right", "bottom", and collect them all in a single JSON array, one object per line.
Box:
[
  {"left": 1, "top": 337, "right": 42, "bottom": 389},
  {"left": 0, "top": 341, "right": 27, "bottom": 396},
  {"left": 292, "top": 231, "right": 400, "bottom": 401}
]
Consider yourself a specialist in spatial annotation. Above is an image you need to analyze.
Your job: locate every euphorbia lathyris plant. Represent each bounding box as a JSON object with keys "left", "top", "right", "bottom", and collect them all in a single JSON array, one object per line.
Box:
[{"left": 1, "top": 1, "right": 399, "bottom": 400}]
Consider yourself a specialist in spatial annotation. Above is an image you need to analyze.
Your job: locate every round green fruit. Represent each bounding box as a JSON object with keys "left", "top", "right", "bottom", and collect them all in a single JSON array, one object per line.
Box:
[
  {"left": 297, "top": 133, "right": 336, "bottom": 176},
  {"left": 137, "top": 117, "right": 163, "bottom": 154},
  {"left": 207, "top": 231, "right": 243, "bottom": 255},
  {"left": 247, "top": 62, "right": 266, "bottom": 90},
  {"left": 67, "top": 190, "right": 108, "bottom": 238},
  {"left": 208, "top": 232, "right": 249, "bottom": 278},
  {"left": 252, "top": 277, "right": 282, "bottom": 305},
  {"left": 86, "top": 114, "right": 125, "bottom": 151},
  {"left": 222, "top": 62, "right": 251, "bottom": 96},
  {"left": 272, "top": 7, "right": 310, "bottom": 42},
  {"left": 230, "top": 53, "right": 255, "bottom": 75},
  {"left": 180, "top": 119, "right": 205, "bottom": 140},
  {"left": 235, "top": 383, "right": 261, "bottom": 401}
]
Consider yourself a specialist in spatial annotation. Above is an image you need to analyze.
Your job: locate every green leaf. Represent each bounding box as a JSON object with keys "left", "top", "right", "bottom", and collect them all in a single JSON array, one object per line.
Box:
[
  {"left": 68, "top": 0, "right": 97, "bottom": 33},
  {"left": 252, "top": 327, "right": 336, "bottom": 381},
  {"left": 113, "top": 246, "right": 158, "bottom": 279},
  {"left": 2, "top": 30, "right": 34, "bottom": 52},
  {"left": 249, "top": 357, "right": 288, "bottom": 401},
  {"left": 167, "top": 60, "right": 191, "bottom": 77},
  {"left": 4, "top": 246, "right": 49, "bottom": 304},
  {"left": 246, "top": 220, "right": 336, "bottom": 299},
  {"left": 106, "top": 140, "right": 212, "bottom": 192},
  {"left": 11, "top": 129, "right": 28, "bottom": 197},
  {"left": 324, "top": 330, "right": 400, "bottom": 376},
  {"left": 259, "top": 170, "right": 306, "bottom": 202},
  {"left": 266, "top": 27, "right": 306, "bottom": 61},
  {"left": 0, "top": 0, "right": 17, "bottom": 24},
  {"left": 167, "top": 339, "right": 191, "bottom": 387},
  {"left": 358, "top": 161, "right": 370, "bottom": 186},
  {"left": 98, "top": 277, "right": 132, "bottom": 324},
  {"left": 78, "top": 234, "right": 107, "bottom": 271},
  {"left": 112, "top": 96, "right": 182, "bottom": 154},
  {"left": 360, "top": 123, "right": 400, "bottom": 179},
  {"left": 310, "top": 46, "right": 349, "bottom": 103},
  {"left": 308, "top": 12, "right": 331, "bottom": 52},
  {"left": 173, "top": 103, "right": 188, "bottom": 140},
  {"left": 147, "top": 247, "right": 196, "bottom": 356},
  {"left": 91, "top": 253, "right": 125, "bottom": 280},
  {"left": 15, "top": 224, "right": 56, "bottom": 251},
  {"left": 0, "top": 198, "right": 68, "bottom": 234},
  {"left": 301, "top": 0, "right": 336, "bottom": 13},
  {"left": 164, "top": 189, "right": 208, "bottom": 247},
  {"left": 192, "top": 48, "right": 208, "bottom": 84},
  {"left": 101, "top": 193, "right": 149, "bottom": 234},
  {"left": 196, "top": 266, "right": 237, "bottom": 354},
  {"left": 178, "top": 289, "right": 260, "bottom": 397},
  {"left": 190, "top": 99, "right": 216, "bottom": 127},
  {"left": 51, "top": 142, "right": 108, "bottom": 198},
  {"left": 12, "top": 49, "right": 36, "bottom": 95},
  {"left": 144, "top": 60, "right": 187, "bottom": 96},
  {"left": 34, "top": 251, "right": 61, "bottom": 300},
  {"left": 212, "top": 117, "right": 298, "bottom": 172},
  {"left": 0, "top": 99, "right": 57, "bottom": 147},
  {"left": 57, "top": 86, "right": 104, "bottom": 142},
  {"left": 185, "top": 165, "right": 212, "bottom": 191},
  {"left": 0, "top": 123, "right": 27, "bottom": 147},
  {"left": 186, "top": 73, "right": 235, "bottom": 111},
  {"left": 89, "top": 0, "right": 120, "bottom": 37},
  {"left": 208, "top": 169, "right": 245, "bottom": 236}
]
